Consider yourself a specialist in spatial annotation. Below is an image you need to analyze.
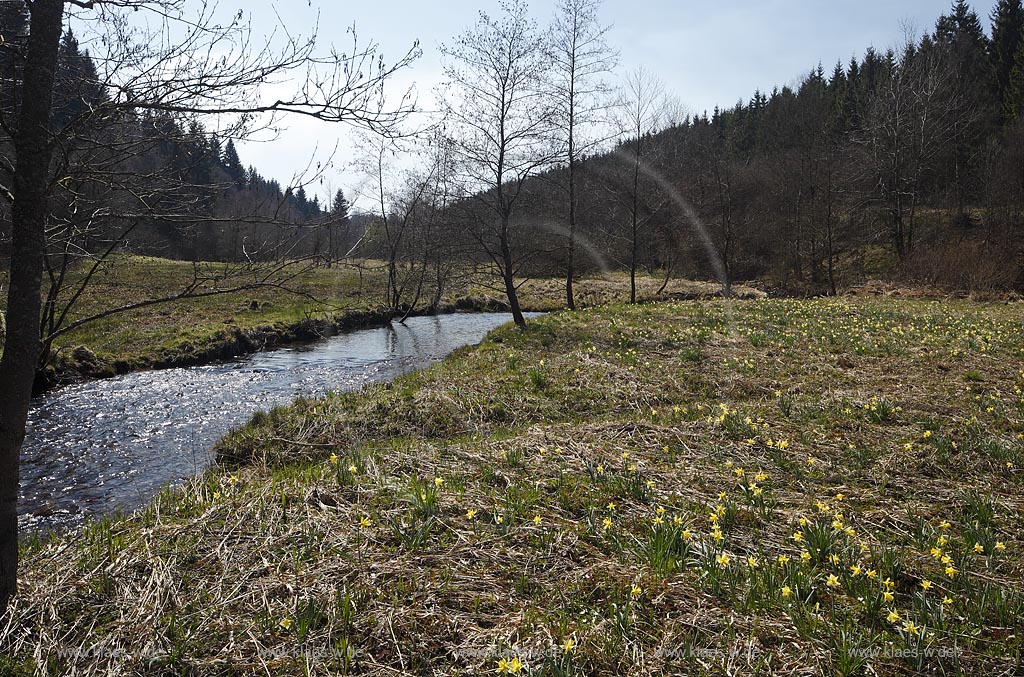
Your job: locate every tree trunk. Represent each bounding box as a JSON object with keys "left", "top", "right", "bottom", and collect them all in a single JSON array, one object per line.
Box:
[
  {"left": 499, "top": 219, "right": 526, "bottom": 328},
  {"left": 0, "top": 0, "right": 65, "bottom": 615}
]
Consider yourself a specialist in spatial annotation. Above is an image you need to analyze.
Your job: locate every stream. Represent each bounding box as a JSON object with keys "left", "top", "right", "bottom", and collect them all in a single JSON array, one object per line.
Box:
[{"left": 20, "top": 312, "right": 537, "bottom": 535}]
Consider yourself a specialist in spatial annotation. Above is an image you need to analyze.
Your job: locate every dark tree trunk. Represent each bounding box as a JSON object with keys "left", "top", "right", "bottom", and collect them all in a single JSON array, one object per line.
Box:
[
  {"left": 0, "top": 0, "right": 64, "bottom": 615},
  {"left": 499, "top": 219, "right": 526, "bottom": 328}
]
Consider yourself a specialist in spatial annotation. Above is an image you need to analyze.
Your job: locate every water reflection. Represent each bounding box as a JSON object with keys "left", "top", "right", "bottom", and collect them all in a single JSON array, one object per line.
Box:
[{"left": 21, "top": 312, "right": 537, "bottom": 535}]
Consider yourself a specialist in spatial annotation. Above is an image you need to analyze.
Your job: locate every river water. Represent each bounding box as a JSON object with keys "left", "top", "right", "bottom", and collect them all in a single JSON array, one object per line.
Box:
[{"left": 21, "top": 312, "right": 535, "bottom": 535}]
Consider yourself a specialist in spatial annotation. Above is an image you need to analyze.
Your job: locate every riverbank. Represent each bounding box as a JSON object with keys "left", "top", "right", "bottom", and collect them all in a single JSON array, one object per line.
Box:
[
  {"left": 5, "top": 297, "right": 1022, "bottom": 675},
  {"left": 7, "top": 255, "right": 763, "bottom": 391}
]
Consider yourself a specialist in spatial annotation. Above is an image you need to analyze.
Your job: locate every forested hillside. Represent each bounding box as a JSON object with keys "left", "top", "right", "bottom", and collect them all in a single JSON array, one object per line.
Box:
[{"left": 0, "top": 0, "right": 358, "bottom": 264}]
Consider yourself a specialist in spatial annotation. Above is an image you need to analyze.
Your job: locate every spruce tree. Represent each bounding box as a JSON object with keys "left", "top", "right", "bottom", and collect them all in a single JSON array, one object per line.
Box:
[
  {"left": 221, "top": 139, "right": 245, "bottom": 187},
  {"left": 991, "top": 0, "right": 1024, "bottom": 117},
  {"left": 1006, "top": 35, "right": 1024, "bottom": 121}
]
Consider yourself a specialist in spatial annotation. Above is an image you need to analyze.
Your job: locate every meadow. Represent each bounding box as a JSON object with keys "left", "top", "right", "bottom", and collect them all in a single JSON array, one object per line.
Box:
[
  {"left": 1, "top": 255, "right": 752, "bottom": 385},
  {"left": 3, "top": 296, "right": 1023, "bottom": 675}
]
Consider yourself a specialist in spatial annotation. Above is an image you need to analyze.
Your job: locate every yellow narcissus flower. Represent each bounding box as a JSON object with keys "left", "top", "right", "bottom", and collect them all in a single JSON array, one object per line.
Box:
[
  {"left": 887, "top": 610, "right": 900, "bottom": 623},
  {"left": 828, "top": 554, "right": 840, "bottom": 565},
  {"left": 681, "top": 529, "right": 693, "bottom": 540},
  {"left": 943, "top": 596, "right": 953, "bottom": 606},
  {"left": 995, "top": 541, "right": 1006, "bottom": 552},
  {"left": 561, "top": 638, "right": 575, "bottom": 653},
  {"left": 826, "top": 574, "right": 840, "bottom": 588},
  {"left": 974, "top": 542, "right": 985, "bottom": 553},
  {"left": 279, "top": 618, "right": 293, "bottom": 630},
  {"left": 533, "top": 515, "right": 542, "bottom": 525},
  {"left": 778, "top": 554, "right": 790, "bottom": 565},
  {"left": 348, "top": 465, "right": 357, "bottom": 474},
  {"left": 631, "top": 584, "right": 642, "bottom": 598},
  {"left": 903, "top": 621, "right": 919, "bottom": 635},
  {"left": 747, "top": 556, "right": 759, "bottom": 569},
  {"left": 359, "top": 516, "right": 372, "bottom": 528},
  {"left": 883, "top": 590, "right": 895, "bottom": 603},
  {"left": 781, "top": 585, "right": 792, "bottom": 598},
  {"left": 850, "top": 564, "right": 862, "bottom": 577},
  {"left": 466, "top": 509, "right": 477, "bottom": 520},
  {"left": 945, "top": 566, "right": 957, "bottom": 578},
  {"left": 921, "top": 580, "right": 933, "bottom": 591},
  {"left": 607, "top": 502, "right": 616, "bottom": 511},
  {"left": 716, "top": 553, "right": 730, "bottom": 566},
  {"left": 801, "top": 551, "right": 811, "bottom": 562},
  {"left": 596, "top": 465, "right": 604, "bottom": 474},
  {"left": 329, "top": 453, "right": 339, "bottom": 464},
  {"left": 434, "top": 477, "right": 444, "bottom": 487},
  {"left": 939, "top": 520, "right": 951, "bottom": 530},
  {"left": 602, "top": 518, "right": 612, "bottom": 530},
  {"left": 791, "top": 532, "right": 804, "bottom": 542}
]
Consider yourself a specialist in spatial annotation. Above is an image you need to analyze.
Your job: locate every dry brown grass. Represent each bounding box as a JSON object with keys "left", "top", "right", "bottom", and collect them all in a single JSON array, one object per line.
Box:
[{"left": 4, "top": 297, "right": 1023, "bottom": 675}]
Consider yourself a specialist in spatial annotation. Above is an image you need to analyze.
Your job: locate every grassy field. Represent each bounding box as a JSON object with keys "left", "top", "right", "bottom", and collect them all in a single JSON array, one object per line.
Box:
[
  {"left": 5, "top": 297, "right": 1023, "bottom": 675},
  {"left": 1, "top": 255, "right": 755, "bottom": 385}
]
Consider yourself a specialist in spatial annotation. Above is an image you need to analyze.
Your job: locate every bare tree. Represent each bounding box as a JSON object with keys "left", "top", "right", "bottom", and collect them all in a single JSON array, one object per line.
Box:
[
  {"left": 548, "top": 0, "right": 616, "bottom": 309},
  {"left": 0, "top": 0, "right": 418, "bottom": 613},
  {"left": 855, "top": 38, "right": 976, "bottom": 260},
  {"left": 615, "top": 66, "right": 664, "bottom": 303},
  {"left": 438, "top": 0, "right": 556, "bottom": 328}
]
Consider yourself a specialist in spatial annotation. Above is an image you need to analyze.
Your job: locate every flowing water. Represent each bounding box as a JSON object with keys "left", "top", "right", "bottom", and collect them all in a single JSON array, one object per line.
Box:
[{"left": 21, "top": 312, "right": 537, "bottom": 535}]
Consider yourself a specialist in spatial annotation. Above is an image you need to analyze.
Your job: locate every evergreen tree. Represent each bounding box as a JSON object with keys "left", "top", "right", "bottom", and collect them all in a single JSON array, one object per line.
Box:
[
  {"left": 331, "top": 188, "right": 350, "bottom": 219},
  {"left": 991, "top": 0, "right": 1024, "bottom": 118},
  {"left": 1007, "top": 37, "right": 1024, "bottom": 120},
  {"left": 53, "top": 30, "right": 105, "bottom": 131},
  {"left": 222, "top": 140, "right": 245, "bottom": 187}
]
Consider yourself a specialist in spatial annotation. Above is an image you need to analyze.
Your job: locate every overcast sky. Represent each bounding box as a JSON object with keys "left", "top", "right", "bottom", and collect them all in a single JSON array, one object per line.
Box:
[{"left": 224, "top": 0, "right": 1000, "bottom": 209}]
